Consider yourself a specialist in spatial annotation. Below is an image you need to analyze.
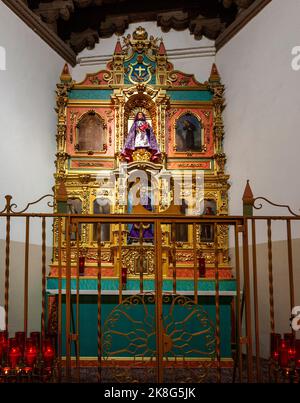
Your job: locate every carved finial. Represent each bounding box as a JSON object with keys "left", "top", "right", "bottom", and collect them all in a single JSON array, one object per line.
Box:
[
  {"left": 60, "top": 63, "right": 72, "bottom": 83},
  {"left": 132, "top": 26, "right": 148, "bottom": 40},
  {"left": 209, "top": 63, "right": 221, "bottom": 83},
  {"left": 5, "top": 195, "right": 12, "bottom": 213},
  {"left": 243, "top": 180, "right": 254, "bottom": 202},
  {"left": 114, "top": 38, "right": 123, "bottom": 54},
  {"left": 158, "top": 41, "right": 166, "bottom": 55},
  {"left": 243, "top": 180, "right": 254, "bottom": 216}
]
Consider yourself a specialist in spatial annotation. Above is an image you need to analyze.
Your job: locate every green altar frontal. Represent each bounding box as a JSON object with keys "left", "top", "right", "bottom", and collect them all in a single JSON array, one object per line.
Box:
[{"left": 46, "top": 278, "right": 236, "bottom": 360}]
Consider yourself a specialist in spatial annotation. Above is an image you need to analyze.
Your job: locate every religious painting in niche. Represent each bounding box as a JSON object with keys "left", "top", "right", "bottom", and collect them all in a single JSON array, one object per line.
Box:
[
  {"left": 93, "top": 198, "right": 110, "bottom": 242},
  {"left": 175, "top": 113, "right": 202, "bottom": 152},
  {"left": 76, "top": 111, "right": 106, "bottom": 152},
  {"left": 67, "top": 198, "right": 82, "bottom": 241},
  {"left": 200, "top": 199, "right": 217, "bottom": 242}
]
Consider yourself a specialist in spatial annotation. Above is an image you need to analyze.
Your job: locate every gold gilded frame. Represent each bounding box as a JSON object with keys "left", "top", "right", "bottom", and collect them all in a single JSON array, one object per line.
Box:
[
  {"left": 173, "top": 110, "right": 206, "bottom": 154},
  {"left": 74, "top": 110, "right": 108, "bottom": 154}
]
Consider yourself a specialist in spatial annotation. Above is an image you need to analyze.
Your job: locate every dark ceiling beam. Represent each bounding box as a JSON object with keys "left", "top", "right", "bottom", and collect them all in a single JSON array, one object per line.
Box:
[
  {"left": 215, "top": 0, "right": 272, "bottom": 51},
  {"left": 2, "top": 0, "right": 77, "bottom": 66}
]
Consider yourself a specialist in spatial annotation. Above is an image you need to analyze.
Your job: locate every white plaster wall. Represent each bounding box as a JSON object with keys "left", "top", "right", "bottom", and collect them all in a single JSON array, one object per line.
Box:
[
  {"left": 72, "top": 21, "right": 215, "bottom": 84},
  {"left": 0, "top": 2, "right": 64, "bottom": 244},
  {"left": 217, "top": 0, "right": 300, "bottom": 225},
  {"left": 218, "top": 0, "right": 300, "bottom": 359}
]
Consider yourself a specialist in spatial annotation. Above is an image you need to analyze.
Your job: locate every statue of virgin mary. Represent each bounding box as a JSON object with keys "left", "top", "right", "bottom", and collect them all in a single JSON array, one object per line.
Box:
[{"left": 121, "top": 112, "right": 161, "bottom": 162}]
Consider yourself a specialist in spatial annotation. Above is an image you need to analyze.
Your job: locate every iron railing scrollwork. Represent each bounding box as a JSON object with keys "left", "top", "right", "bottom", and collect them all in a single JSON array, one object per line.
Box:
[
  {"left": 0, "top": 194, "right": 54, "bottom": 214},
  {"left": 253, "top": 197, "right": 300, "bottom": 217}
]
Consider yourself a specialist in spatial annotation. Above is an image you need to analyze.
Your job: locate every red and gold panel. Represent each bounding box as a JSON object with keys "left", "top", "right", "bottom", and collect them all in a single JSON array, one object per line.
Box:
[
  {"left": 167, "top": 160, "right": 211, "bottom": 170},
  {"left": 167, "top": 70, "right": 206, "bottom": 88},
  {"left": 66, "top": 106, "right": 115, "bottom": 157},
  {"left": 75, "top": 69, "right": 113, "bottom": 87},
  {"left": 70, "top": 159, "right": 115, "bottom": 169},
  {"left": 167, "top": 108, "right": 214, "bottom": 158}
]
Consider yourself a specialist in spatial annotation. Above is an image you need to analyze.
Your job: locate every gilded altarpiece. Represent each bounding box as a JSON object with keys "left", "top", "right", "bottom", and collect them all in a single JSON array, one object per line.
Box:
[
  {"left": 50, "top": 27, "right": 231, "bottom": 281},
  {"left": 45, "top": 27, "right": 237, "bottom": 369}
]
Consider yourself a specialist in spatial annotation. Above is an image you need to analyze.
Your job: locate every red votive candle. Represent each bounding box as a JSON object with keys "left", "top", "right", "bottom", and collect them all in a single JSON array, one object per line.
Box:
[
  {"left": 199, "top": 257, "right": 206, "bottom": 278},
  {"left": 295, "top": 339, "right": 300, "bottom": 369},
  {"left": 0, "top": 341, "right": 3, "bottom": 363},
  {"left": 79, "top": 256, "right": 85, "bottom": 276},
  {"left": 25, "top": 338, "right": 37, "bottom": 367},
  {"left": 2, "top": 367, "right": 10, "bottom": 375},
  {"left": 284, "top": 333, "right": 296, "bottom": 361},
  {"left": 8, "top": 337, "right": 17, "bottom": 348},
  {"left": 43, "top": 339, "right": 55, "bottom": 366},
  {"left": 284, "top": 333, "right": 294, "bottom": 343},
  {"left": 0, "top": 331, "right": 8, "bottom": 358},
  {"left": 279, "top": 339, "right": 289, "bottom": 368},
  {"left": 0, "top": 333, "right": 8, "bottom": 364},
  {"left": 0, "top": 331, "right": 8, "bottom": 340},
  {"left": 15, "top": 331, "right": 26, "bottom": 354},
  {"left": 30, "top": 332, "right": 41, "bottom": 352},
  {"left": 270, "top": 333, "right": 281, "bottom": 361},
  {"left": 9, "top": 345, "right": 21, "bottom": 368}
]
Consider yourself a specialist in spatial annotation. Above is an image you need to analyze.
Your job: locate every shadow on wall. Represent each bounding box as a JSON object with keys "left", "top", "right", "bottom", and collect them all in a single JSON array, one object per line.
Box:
[
  {"left": 230, "top": 237, "right": 300, "bottom": 359},
  {"left": 0, "top": 240, "right": 52, "bottom": 335}
]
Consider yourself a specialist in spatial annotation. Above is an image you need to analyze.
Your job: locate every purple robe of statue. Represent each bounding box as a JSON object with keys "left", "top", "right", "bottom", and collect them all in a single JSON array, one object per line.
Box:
[
  {"left": 121, "top": 112, "right": 161, "bottom": 162},
  {"left": 128, "top": 197, "right": 154, "bottom": 241}
]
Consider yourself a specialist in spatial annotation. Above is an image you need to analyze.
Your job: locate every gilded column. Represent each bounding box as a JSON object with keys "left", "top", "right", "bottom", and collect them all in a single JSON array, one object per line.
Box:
[{"left": 55, "top": 64, "right": 73, "bottom": 181}]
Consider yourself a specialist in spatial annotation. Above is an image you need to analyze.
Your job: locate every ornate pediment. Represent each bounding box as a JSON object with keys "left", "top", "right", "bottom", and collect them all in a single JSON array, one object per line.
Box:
[{"left": 75, "top": 28, "right": 206, "bottom": 89}]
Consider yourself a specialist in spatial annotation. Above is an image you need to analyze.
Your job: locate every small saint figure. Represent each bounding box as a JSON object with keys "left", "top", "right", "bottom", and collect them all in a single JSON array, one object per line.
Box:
[
  {"left": 177, "top": 119, "right": 197, "bottom": 151},
  {"left": 121, "top": 112, "right": 161, "bottom": 162},
  {"left": 127, "top": 186, "right": 154, "bottom": 243}
]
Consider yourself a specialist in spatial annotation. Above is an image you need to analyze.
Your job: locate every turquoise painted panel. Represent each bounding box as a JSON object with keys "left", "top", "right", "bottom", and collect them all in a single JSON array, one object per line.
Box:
[
  {"left": 47, "top": 278, "right": 236, "bottom": 292},
  {"left": 59, "top": 295, "right": 232, "bottom": 358},
  {"left": 124, "top": 53, "right": 156, "bottom": 85},
  {"left": 69, "top": 89, "right": 113, "bottom": 100},
  {"left": 167, "top": 90, "right": 212, "bottom": 101}
]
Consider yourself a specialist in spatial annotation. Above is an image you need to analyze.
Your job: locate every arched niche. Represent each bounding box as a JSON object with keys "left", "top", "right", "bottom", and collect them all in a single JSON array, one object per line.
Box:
[
  {"left": 200, "top": 199, "right": 217, "bottom": 242},
  {"left": 92, "top": 198, "right": 111, "bottom": 242},
  {"left": 67, "top": 198, "right": 82, "bottom": 241},
  {"left": 124, "top": 93, "right": 157, "bottom": 138},
  {"left": 175, "top": 112, "right": 203, "bottom": 152},
  {"left": 175, "top": 199, "right": 189, "bottom": 243},
  {"left": 112, "top": 84, "right": 169, "bottom": 161},
  {"left": 75, "top": 111, "right": 106, "bottom": 152}
]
